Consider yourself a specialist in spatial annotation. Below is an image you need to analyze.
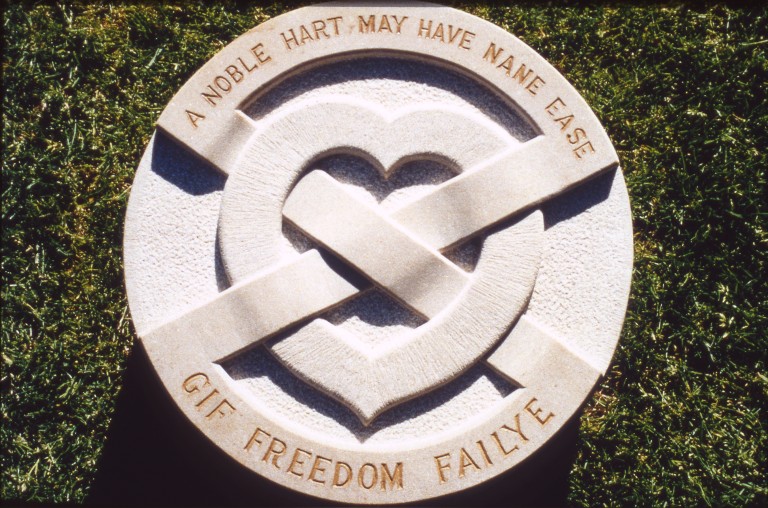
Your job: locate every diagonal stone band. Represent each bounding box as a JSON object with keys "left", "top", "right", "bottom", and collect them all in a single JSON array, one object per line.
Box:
[
  {"left": 284, "top": 170, "right": 470, "bottom": 319},
  {"left": 144, "top": 100, "right": 616, "bottom": 372}
]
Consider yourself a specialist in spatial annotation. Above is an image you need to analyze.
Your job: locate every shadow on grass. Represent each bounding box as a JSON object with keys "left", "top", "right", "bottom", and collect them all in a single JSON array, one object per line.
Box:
[{"left": 87, "top": 343, "right": 582, "bottom": 507}]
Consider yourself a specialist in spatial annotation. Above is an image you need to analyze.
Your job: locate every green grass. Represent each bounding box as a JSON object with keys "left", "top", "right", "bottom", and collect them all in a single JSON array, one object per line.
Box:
[{"left": 2, "top": 2, "right": 766, "bottom": 505}]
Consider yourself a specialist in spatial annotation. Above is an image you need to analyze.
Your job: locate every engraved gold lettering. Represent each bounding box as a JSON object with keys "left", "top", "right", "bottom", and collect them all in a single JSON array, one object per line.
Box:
[
  {"left": 308, "top": 455, "right": 332, "bottom": 484},
  {"left": 378, "top": 14, "right": 393, "bottom": 33},
  {"left": 546, "top": 97, "right": 566, "bottom": 116},
  {"left": 526, "top": 76, "right": 546, "bottom": 95},
  {"left": 432, "top": 23, "right": 445, "bottom": 42},
  {"left": 299, "top": 25, "right": 313, "bottom": 45},
  {"left": 357, "top": 14, "right": 408, "bottom": 34},
  {"left": 281, "top": 28, "right": 300, "bottom": 50},
  {"left": 282, "top": 18, "right": 342, "bottom": 50},
  {"left": 327, "top": 16, "right": 342, "bottom": 35},
  {"left": 197, "top": 44, "right": 270, "bottom": 109},
  {"left": 554, "top": 114, "right": 574, "bottom": 131},
  {"left": 287, "top": 448, "right": 312, "bottom": 478},
  {"left": 509, "top": 63, "right": 535, "bottom": 86},
  {"left": 512, "top": 63, "right": 534, "bottom": 85},
  {"left": 498, "top": 55, "right": 515, "bottom": 76},
  {"left": 182, "top": 375, "right": 235, "bottom": 418},
  {"left": 312, "top": 19, "right": 329, "bottom": 39},
  {"left": 262, "top": 437, "right": 287, "bottom": 468},
  {"left": 185, "top": 110, "right": 205, "bottom": 128},
  {"left": 238, "top": 56, "right": 257, "bottom": 73},
  {"left": 431, "top": 397, "right": 555, "bottom": 483},
  {"left": 502, "top": 413, "right": 529, "bottom": 441},
  {"left": 434, "top": 453, "right": 451, "bottom": 484},
  {"left": 359, "top": 15, "right": 376, "bottom": 33},
  {"left": 194, "top": 388, "right": 219, "bottom": 408},
  {"left": 491, "top": 430, "right": 519, "bottom": 456},
  {"left": 418, "top": 18, "right": 432, "bottom": 38},
  {"left": 483, "top": 42, "right": 543, "bottom": 90},
  {"left": 380, "top": 462, "right": 404, "bottom": 490},
  {"left": 333, "top": 461, "right": 352, "bottom": 488},
  {"left": 201, "top": 85, "right": 223, "bottom": 107},
  {"left": 225, "top": 64, "right": 244, "bottom": 83},
  {"left": 243, "top": 429, "right": 406, "bottom": 490},
  {"left": 483, "top": 42, "right": 504, "bottom": 64},
  {"left": 417, "top": 19, "right": 473, "bottom": 48},
  {"left": 476, "top": 440, "right": 493, "bottom": 466},
  {"left": 545, "top": 98, "right": 594, "bottom": 156},
  {"left": 447, "top": 25, "right": 463, "bottom": 44},
  {"left": 205, "top": 399, "right": 235, "bottom": 419},
  {"left": 250, "top": 43, "right": 271, "bottom": 64},
  {"left": 458, "top": 447, "right": 480, "bottom": 478},
  {"left": 358, "top": 463, "right": 378, "bottom": 490},
  {"left": 213, "top": 76, "right": 231, "bottom": 92},
  {"left": 566, "top": 128, "right": 587, "bottom": 145},
  {"left": 525, "top": 397, "right": 555, "bottom": 424},
  {"left": 299, "top": 25, "right": 314, "bottom": 46},
  {"left": 459, "top": 30, "right": 475, "bottom": 50},
  {"left": 392, "top": 15, "right": 408, "bottom": 34},
  {"left": 359, "top": 14, "right": 408, "bottom": 34},
  {"left": 182, "top": 373, "right": 210, "bottom": 394},
  {"left": 244, "top": 427, "right": 270, "bottom": 451},
  {"left": 573, "top": 141, "right": 596, "bottom": 158}
]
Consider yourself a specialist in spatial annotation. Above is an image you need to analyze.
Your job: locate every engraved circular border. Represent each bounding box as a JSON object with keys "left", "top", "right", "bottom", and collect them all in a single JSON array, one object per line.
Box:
[{"left": 124, "top": 2, "right": 633, "bottom": 504}]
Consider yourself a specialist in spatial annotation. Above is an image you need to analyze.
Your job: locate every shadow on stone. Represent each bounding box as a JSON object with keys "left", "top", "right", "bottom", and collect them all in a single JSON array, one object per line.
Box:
[
  {"left": 87, "top": 343, "right": 321, "bottom": 508},
  {"left": 150, "top": 130, "right": 225, "bottom": 196},
  {"left": 543, "top": 168, "right": 616, "bottom": 229},
  {"left": 88, "top": 343, "right": 580, "bottom": 507},
  {"left": 225, "top": 347, "right": 516, "bottom": 444}
]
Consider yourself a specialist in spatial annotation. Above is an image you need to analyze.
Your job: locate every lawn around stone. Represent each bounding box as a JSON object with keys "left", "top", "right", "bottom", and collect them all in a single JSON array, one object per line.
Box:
[{"left": 2, "top": 2, "right": 766, "bottom": 505}]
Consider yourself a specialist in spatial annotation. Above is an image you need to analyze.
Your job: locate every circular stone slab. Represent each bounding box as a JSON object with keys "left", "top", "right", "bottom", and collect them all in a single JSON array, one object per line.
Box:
[{"left": 124, "top": 2, "right": 632, "bottom": 504}]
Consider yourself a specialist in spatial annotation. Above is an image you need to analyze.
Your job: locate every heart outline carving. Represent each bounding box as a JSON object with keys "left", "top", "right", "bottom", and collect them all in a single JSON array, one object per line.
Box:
[{"left": 218, "top": 99, "right": 544, "bottom": 423}]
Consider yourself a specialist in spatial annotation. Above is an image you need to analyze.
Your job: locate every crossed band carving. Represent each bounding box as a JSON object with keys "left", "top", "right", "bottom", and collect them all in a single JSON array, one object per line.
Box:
[{"left": 146, "top": 99, "right": 609, "bottom": 424}]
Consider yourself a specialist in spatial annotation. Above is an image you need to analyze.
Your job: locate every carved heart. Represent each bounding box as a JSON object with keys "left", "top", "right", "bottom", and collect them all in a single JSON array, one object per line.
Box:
[{"left": 218, "top": 99, "right": 543, "bottom": 423}]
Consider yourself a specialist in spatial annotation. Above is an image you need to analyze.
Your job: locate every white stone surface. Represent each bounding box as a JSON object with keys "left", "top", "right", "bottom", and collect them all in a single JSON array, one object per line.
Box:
[
  {"left": 123, "top": 2, "right": 632, "bottom": 504},
  {"left": 218, "top": 98, "right": 520, "bottom": 282},
  {"left": 283, "top": 169, "right": 471, "bottom": 320},
  {"left": 144, "top": 250, "right": 360, "bottom": 363},
  {"left": 273, "top": 210, "right": 541, "bottom": 423}
]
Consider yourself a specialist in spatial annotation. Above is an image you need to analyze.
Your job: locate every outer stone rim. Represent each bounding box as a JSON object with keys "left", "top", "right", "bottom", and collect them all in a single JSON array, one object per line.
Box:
[{"left": 124, "top": 2, "right": 632, "bottom": 503}]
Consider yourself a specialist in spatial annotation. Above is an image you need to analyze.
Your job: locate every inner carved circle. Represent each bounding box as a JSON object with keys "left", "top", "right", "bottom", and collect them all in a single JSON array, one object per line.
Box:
[{"left": 217, "top": 56, "right": 543, "bottom": 439}]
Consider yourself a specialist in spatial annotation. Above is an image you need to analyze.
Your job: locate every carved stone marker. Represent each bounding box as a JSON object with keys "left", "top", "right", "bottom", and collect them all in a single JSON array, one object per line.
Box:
[{"left": 124, "top": 2, "right": 632, "bottom": 503}]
